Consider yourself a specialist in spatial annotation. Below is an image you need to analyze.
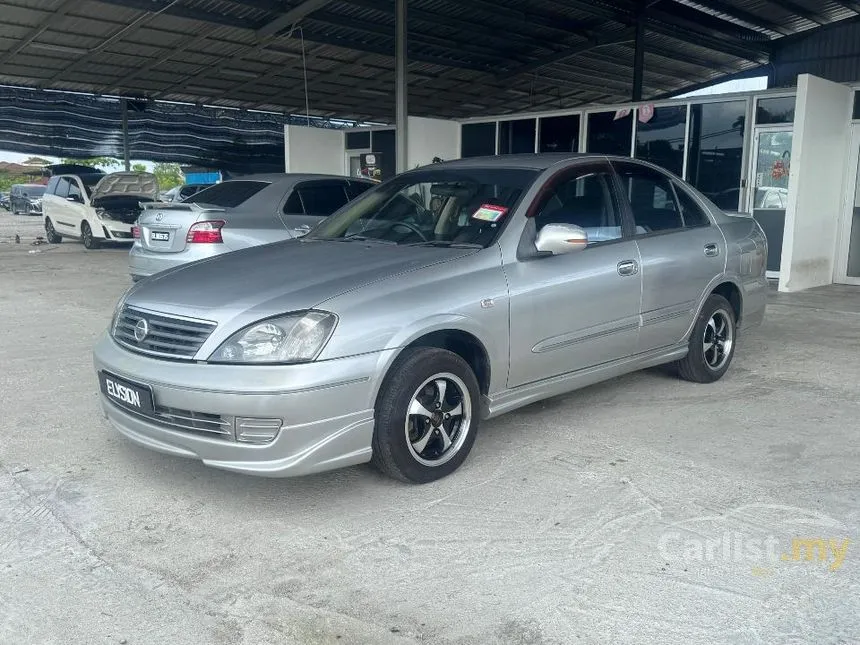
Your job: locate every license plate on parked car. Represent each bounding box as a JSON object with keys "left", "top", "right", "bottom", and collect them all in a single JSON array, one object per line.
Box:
[
  {"left": 99, "top": 371, "right": 155, "bottom": 414},
  {"left": 150, "top": 231, "right": 170, "bottom": 241}
]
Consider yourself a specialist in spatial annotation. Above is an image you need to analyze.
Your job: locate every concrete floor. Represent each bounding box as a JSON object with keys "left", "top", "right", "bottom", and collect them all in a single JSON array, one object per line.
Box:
[{"left": 1, "top": 213, "right": 859, "bottom": 645}]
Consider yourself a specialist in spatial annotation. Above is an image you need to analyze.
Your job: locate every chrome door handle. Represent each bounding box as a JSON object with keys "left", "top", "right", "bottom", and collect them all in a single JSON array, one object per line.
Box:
[
  {"left": 704, "top": 243, "right": 720, "bottom": 257},
  {"left": 617, "top": 260, "right": 639, "bottom": 276}
]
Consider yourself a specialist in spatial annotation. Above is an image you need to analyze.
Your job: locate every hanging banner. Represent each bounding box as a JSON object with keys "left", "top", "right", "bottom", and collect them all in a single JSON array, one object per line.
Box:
[
  {"left": 638, "top": 103, "right": 655, "bottom": 123},
  {"left": 613, "top": 108, "right": 631, "bottom": 120}
]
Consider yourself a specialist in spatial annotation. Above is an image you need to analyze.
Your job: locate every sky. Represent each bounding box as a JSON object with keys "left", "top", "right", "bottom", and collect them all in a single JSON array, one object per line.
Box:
[{"left": 0, "top": 152, "right": 155, "bottom": 171}]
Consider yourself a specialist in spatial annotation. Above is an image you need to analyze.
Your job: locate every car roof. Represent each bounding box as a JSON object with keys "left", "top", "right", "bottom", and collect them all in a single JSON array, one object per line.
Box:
[
  {"left": 425, "top": 153, "right": 588, "bottom": 171},
  {"left": 224, "top": 173, "right": 368, "bottom": 184}
]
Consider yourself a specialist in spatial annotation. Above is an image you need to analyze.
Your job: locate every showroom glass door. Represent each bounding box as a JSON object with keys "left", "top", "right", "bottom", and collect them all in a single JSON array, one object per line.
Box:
[
  {"left": 748, "top": 126, "right": 793, "bottom": 278},
  {"left": 836, "top": 125, "right": 860, "bottom": 285}
]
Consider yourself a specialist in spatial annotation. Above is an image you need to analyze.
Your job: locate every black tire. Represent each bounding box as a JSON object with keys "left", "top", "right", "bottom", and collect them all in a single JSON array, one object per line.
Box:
[
  {"left": 45, "top": 218, "right": 62, "bottom": 244},
  {"left": 372, "top": 347, "right": 481, "bottom": 483},
  {"left": 675, "top": 294, "right": 737, "bottom": 383},
  {"left": 81, "top": 221, "right": 100, "bottom": 249}
]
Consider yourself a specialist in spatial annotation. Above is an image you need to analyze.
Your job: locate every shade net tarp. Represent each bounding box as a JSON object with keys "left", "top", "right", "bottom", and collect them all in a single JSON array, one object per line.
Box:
[{"left": 0, "top": 86, "right": 349, "bottom": 174}]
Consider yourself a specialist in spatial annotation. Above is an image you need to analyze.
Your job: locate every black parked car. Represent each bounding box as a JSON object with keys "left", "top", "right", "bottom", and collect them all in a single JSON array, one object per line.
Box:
[{"left": 10, "top": 183, "right": 47, "bottom": 215}]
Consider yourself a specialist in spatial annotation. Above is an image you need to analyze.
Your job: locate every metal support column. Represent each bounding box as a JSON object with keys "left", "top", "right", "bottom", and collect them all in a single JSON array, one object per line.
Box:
[
  {"left": 395, "top": 0, "right": 407, "bottom": 174},
  {"left": 632, "top": 2, "right": 646, "bottom": 102},
  {"left": 121, "top": 98, "right": 131, "bottom": 171}
]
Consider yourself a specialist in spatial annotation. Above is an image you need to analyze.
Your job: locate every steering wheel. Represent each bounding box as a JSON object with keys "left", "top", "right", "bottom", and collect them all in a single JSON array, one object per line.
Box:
[{"left": 389, "top": 221, "right": 428, "bottom": 241}]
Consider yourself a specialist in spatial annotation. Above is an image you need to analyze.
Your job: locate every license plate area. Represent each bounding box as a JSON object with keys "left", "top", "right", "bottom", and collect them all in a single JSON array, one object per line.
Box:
[
  {"left": 150, "top": 231, "right": 170, "bottom": 242},
  {"left": 99, "top": 371, "right": 155, "bottom": 414}
]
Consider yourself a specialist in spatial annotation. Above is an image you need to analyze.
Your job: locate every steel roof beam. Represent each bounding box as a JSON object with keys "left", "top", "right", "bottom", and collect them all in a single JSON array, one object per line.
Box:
[
  {"left": 256, "top": 0, "right": 336, "bottom": 39},
  {"left": 760, "top": 0, "right": 826, "bottom": 25}
]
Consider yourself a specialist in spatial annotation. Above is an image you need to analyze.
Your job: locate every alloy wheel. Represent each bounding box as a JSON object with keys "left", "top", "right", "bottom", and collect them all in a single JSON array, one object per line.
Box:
[
  {"left": 703, "top": 309, "right": 734, "bottom": 371},
  {"left": 405, "top": 372, "right": 471, "bottom": 467}
]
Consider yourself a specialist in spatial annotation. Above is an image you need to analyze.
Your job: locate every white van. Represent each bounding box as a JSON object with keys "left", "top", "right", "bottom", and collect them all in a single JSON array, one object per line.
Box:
[{"left": 43, "top": 171, "right": 159, "bottom": 249}]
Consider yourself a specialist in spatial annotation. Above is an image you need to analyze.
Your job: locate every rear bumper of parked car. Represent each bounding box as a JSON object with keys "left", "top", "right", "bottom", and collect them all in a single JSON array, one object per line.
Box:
[
  {"left": 93, "top": 333, "right": 390, "bottom": 476},
  {"left": 128, "top": 243, "right": 225, "bottom": 280}
]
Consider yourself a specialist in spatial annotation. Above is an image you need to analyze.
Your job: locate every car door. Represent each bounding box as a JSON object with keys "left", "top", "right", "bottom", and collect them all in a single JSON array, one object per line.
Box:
[
  {"left": 49, "top": 177, "right": 77, "bottom": 233},
  {"left": 280, "top": 180, "right": 351, "bottom": 236},
  {"left": 612, "top": 161, "right": 725, "bottom": 352},
  {"left": 506, "top": 161, "right": 642, "bottom": 388}
]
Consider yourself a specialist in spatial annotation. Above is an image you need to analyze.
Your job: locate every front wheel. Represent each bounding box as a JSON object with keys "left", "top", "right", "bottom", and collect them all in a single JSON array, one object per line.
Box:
[
  {"left": 81, "top": 221, "right": 100, "bottom": 249},
  {"left": 372, "top": 347, "right": 480, "bottom": 483},
  {"left": 45, "top": 218, "right": 62, "bottom": 243},
  {"left": 675, "top": 294, "right": 737, "bottom": 383}
]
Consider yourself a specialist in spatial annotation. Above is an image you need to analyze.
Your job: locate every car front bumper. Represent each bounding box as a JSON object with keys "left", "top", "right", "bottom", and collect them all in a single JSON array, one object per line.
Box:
[
  {"left": 93, "top": 333, "right": 392, "bottom": 477},
  {"left": 128, "top": 243, "right": 225, "bottom": 280}
]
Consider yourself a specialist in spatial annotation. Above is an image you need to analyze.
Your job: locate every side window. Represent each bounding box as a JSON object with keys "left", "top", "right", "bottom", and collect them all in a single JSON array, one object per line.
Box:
[
  {"left": 296, "top": 184, "right": 349, "bottom": 216},
  {"left": 616, "top": 166, "right": 684, "bottom": 233},
  {"left": 346, "top": 181, "right": 373, "bottom": 200},
  {"left": 533, "top": 171, "right": 622, "bottom": 244},
  {"left": 54, "top": 178, "right": 71, "bottom": 199},
  {"left": 283, "top": 190, "right": 304, "bottom": 215},
  {"left": 674, "top": 184, "right": 711, "bottom": 228}
]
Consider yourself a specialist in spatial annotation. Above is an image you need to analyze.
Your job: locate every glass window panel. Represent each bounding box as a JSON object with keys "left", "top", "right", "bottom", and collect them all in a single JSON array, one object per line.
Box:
[
  {"left": 539, "top": 114, "right": 580, "bottom": 153},
  {"left": 587, "top": 110, "right": 633, "bottom": 156},
  {"left": 756, "top": 96, "right": 795, "bottom": 125},
  {"left": 461, "top": 122, "right": 497, "bottom": 157},
  {"left": 371, "top": 129, "right": 396, "bottom": 180},
  {"left": 635, "top": 105, "right": 686, "bottom": 176},
  {"left": 346, "top": 131, "right": 371, "bottom": 150},
  {"left": 498, "top": 118, "right": 536, "bottom": 154},
  {"left": 752, "top": 131, "right": 792, "bottom": 209},
  {"left": 685, "top": 101, "right": 746, "bottom": 211},
  {"left": 853, "top": 91, "right": 860, "bottom": 120}
]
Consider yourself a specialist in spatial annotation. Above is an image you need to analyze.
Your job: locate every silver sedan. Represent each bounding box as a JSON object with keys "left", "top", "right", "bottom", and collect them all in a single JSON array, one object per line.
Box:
[
  {"left": 128, "top": 174, "right": 374, "bottom": 280},
  {"left": 94, "top": 154, "right": 767, "bottom": 483}
]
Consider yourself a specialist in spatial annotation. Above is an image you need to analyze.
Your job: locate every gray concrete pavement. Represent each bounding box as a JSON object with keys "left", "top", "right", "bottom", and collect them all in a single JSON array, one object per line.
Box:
[{"left": 1, "top": 218, "right": 859, "bottom": 644}]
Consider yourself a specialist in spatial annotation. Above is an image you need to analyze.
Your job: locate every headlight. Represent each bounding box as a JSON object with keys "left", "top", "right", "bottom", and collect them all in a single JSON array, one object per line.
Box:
[{"left": 210, "top": 311, "right": 337, "bottom": 364}]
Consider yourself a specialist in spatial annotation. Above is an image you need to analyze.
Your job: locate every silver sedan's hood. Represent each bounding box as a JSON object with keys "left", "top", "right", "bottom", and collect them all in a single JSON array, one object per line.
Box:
[{"left": 124, "top": 239, "right": 477, "bottom": 322}]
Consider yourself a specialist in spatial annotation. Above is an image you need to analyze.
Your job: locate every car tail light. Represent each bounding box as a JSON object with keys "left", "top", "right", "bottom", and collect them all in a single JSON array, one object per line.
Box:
[
  {"left": 131, "top": 225, "right": 140, "bottom": 239},
  {"left": 186, "top": 220, "right": 225, "bottom": 244}
]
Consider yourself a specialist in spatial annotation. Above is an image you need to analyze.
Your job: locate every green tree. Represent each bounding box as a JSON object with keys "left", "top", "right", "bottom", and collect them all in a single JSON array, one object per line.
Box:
[
  {"left": 62, "top": 157, "right": 122, "bottom": 171},
  {"left": 152, "top": 162, "right": 184, "bottom": 191}
]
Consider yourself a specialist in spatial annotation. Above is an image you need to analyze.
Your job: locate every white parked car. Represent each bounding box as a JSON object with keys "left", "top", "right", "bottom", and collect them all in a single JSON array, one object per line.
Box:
[{"left": 43, "top": 171, "right": 159, "bottom": 249}]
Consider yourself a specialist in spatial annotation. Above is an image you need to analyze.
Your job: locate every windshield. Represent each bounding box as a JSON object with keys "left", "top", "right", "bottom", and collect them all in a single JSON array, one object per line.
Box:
[
  {"left": 26, "top": 186, "right": 46, "bottom": 197},
  {"left": 306, "top": 168, "right": 538, "bottom": 248},
  {"left": 80, "top": 174, "right": 103, "bottom": 197}
]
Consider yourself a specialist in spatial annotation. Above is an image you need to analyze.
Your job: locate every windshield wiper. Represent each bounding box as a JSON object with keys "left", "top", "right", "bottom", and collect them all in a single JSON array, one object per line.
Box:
[
  {"left": 334, "top": 234, "right": 397, "bottom": 245},
  {"left": 404, "top": 240, "right": 483, "bottom": 249}
]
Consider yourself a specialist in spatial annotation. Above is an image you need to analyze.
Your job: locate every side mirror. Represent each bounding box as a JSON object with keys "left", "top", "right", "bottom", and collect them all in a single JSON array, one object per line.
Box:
[{"left": 534, "top": 223, "right": 588, "bottom": 255}]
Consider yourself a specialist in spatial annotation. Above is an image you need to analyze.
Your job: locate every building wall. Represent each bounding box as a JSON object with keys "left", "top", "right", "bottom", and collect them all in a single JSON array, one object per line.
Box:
[
  {"left": 284, "top": 125, "right": 344, "bottom": 174},
  {"left": 406, "top": 116, "right": 460, "bottom": 170},
  {"left": 779, "top": 74, "right": 853, "bottom": 291}
]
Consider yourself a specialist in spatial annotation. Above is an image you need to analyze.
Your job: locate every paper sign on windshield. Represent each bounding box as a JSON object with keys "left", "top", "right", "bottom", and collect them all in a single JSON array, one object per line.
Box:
[{"left": 472, "top": 204, "right": 508, "bottom": 222}]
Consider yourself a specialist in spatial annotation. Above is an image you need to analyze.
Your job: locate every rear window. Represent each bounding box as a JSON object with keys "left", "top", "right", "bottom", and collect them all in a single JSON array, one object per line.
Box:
[{"left": 185, "top": 181, "right": 269, "bottom": 208}]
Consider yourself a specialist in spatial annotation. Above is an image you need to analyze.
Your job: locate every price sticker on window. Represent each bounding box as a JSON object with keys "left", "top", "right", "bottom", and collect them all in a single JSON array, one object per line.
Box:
[{"left": 471, "top": 204, "right": 508, "bottom": 222}]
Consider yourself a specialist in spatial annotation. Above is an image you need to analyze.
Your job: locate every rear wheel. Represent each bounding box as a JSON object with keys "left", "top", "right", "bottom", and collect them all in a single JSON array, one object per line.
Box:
[
  {"left": 45, "top": 218, "right": 62, "bottom": 243},
  {"left": 675, "top": 294, "right": 736, "bottom": 383},
  {"left": 372, "top": 347, "right": 480, "bottom": 483},
  {"left": 81, "top": 221, "right": 100, "bottom": 249}
]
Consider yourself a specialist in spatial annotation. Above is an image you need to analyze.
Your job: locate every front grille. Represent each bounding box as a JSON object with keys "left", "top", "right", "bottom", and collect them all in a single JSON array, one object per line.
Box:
[
  {"left": 113, "top": 305, "right": 216, "bottom": 359},
  {"left": 108, "top": 398, "right": 233, "bottom": 438},
  {"left": 110, "top": 230, "right": 133, "bottom": 239},
  {"left": 154, "top": 406, "right": 233, "bottom": 437}
]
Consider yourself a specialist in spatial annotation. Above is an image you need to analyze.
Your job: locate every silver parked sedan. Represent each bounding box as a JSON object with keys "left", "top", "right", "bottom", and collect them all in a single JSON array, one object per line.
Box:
[
  {"left": 94, "top": 154, "right": 767, "bottom": 483},
  {"left": 128, "top": 174, "right": 374, "bottom": 280}
]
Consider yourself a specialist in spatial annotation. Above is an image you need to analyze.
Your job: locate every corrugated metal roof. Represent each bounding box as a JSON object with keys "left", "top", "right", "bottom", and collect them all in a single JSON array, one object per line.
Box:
[{"left": 0, "top": 0, "right": 857, "bottom": 122}]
